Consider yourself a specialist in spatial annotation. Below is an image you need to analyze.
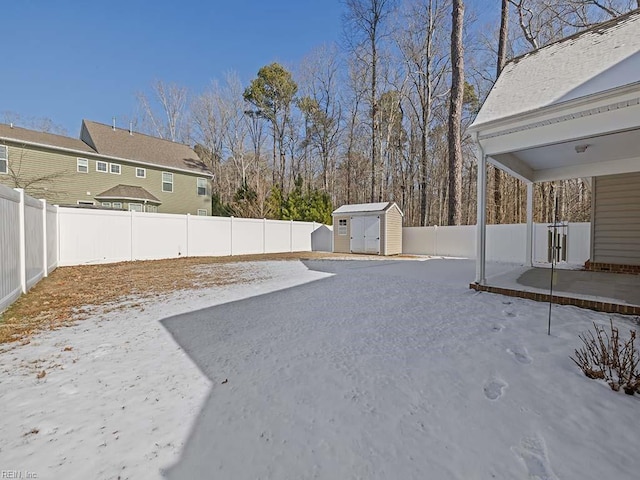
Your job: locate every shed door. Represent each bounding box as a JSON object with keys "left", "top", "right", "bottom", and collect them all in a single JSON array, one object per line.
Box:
[{"left": 350, "top": 215, "right": 380, "bottom": 254}]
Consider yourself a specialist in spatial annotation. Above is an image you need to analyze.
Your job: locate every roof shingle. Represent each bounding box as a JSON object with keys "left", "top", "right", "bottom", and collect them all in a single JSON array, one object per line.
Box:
[
  {"left": 0, "top": 123, "right": 95, "bottom": 153},
  {"left": 94, "top": 185, "right": 161, "bottom": 204},
  {"left": 82, "top": 120, "right": 209, "bottom": 175},
  {"left": 472, "top": 9, "right": 640, "bottom": 128}
]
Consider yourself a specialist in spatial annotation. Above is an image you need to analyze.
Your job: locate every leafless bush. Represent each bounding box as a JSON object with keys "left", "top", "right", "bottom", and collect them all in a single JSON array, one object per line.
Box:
[{"left": 571, "top": 320, "right": 640, "bottom": 395}]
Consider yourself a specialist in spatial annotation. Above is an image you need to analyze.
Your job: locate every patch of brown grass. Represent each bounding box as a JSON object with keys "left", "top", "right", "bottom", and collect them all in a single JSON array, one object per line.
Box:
[{"left": 0, "top": 252, "right": 369, "bottom": 345}]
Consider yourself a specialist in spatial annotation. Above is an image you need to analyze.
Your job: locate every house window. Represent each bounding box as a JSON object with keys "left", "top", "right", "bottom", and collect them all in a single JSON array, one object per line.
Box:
[
  {"left": 136, "top": 167, "right": 146, "bottom": 178},
  {"left": 145, "top": 205, "right": 158, "bottom": 213},
  {"left": 110, "top": 163, "right": 121, "bottom": 174},
  {"left": 197, "top": 178, "right": 207, "bottom": 196},
  {"left": 96, "top": 161, "right": 108, "bottom": 173},
  {"left": 128, "top": 203, "right": 143, "bottom": 212},
  {"left": 162, "top": 172, "right": 173, "bottom": 192},
  {"left": 0, "top": 145, "right": 7, "bottom": 174},
  {"left": 112, "top": 202, "right": 123, "bottom": 209},
  {"left": 197, "top": 209, "right": 208, "bottom": 216},
  {"left": 77, "top": 158, "right": 89, "bottom": 173},
  {"left": 101, "top": 202, "right": 112, "bottom": 208},
  {"left": 338, "top": 219, "right": 347, "bottom": 236}
]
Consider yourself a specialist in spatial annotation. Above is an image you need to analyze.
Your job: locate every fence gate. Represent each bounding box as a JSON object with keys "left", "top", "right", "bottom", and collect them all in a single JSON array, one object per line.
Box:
[{"left": 547, "top": 222, "right": 568, "bottom": 263}]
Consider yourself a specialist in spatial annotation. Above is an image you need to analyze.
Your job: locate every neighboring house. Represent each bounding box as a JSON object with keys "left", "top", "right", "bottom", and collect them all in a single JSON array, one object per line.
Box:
[
  {"left": 0, "top": 120, "right": 213, "bottom": 215},
  {"left": 469, "top": 10, "right": 640, "bottom": 282}
]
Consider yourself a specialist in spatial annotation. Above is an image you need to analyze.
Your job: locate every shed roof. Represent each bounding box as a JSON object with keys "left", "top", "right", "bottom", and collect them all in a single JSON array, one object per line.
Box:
[
  {"left": 0, "top": 123, "right": 96, "bottom": 153},
  {"left": 332, "top": 202, "right": 403, "bottom": 216},
  {"left": 94, "top": 184, "right": 161, "bottom": 204},
  {"left": 82, "top": 120, "right": 210, "bottom": 175},
  {"left": 471, "top": 9, "right": 640, "bottom": 129}
]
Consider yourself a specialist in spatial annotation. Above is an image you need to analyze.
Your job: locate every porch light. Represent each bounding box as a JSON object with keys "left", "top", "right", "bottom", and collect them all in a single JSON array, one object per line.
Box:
[{"left": 575, "top": 144, "right": 589, "bottom": 153}]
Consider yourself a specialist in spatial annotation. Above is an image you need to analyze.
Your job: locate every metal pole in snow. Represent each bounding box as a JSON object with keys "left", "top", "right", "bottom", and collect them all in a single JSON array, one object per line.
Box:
[{"left": 547, "top": 191, "right": 559, "bottom": 336}]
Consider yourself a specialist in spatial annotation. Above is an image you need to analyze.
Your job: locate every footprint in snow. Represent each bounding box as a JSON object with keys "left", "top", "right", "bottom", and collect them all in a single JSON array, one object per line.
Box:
[
  {"left": 507, "top": 346, "right": 533, "bottom": 364},
  {"left": 491, "top": 323, "right": 505, "bottom": 332},
  {"left": 483, "top": 378, "right": 507, "bottom": 400},
  {"left": 512, "top": 434, "right": 558, "bottom": 480},
  {"left": 503, "top": 310, "right": 516, "bottom": 318}
]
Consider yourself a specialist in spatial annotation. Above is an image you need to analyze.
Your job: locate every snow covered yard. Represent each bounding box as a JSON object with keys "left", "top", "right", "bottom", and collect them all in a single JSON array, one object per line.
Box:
[
  {"left": 0, "top": 261, "right": 331, "bottom": 480},
  {"left": 1, "top": 258, "right": 639, "bottom": 479}
]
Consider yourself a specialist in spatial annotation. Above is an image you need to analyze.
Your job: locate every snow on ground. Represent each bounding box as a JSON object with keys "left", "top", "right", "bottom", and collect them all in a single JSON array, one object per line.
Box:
[
  {"left": 0, "top": 261, "right": 331, "bottom": 480},
  {"left": 1, "top": 258, "right": 639, "bottom": 480}
]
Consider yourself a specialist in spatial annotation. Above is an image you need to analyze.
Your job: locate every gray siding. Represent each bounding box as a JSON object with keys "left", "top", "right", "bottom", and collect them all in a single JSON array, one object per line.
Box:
[{"left": 592, "top": 173, "right": 640, "bottom": 265}]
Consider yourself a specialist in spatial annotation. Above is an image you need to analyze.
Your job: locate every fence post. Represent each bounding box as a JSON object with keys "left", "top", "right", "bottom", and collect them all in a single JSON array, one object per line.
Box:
[
  {"left": 186, "top": 214, "right": 190, "bottom": 258},
  {"left": 263, "top": 218, "right": 266, "bottom": 254},
  {"left": 41, "top": 199, "right": 48, "bottom": 277},
  {"left": 290, "top": 219, "right": 293, "bottom": 252},
  {"left": 16, "top": 189, "right": 26, "bottom": 293}
]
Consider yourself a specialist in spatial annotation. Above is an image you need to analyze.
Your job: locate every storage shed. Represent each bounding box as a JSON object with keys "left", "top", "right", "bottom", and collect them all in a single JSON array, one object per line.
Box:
[
  {"left": 311, "top": 224, "right": 333, "bottom": 252},
  {"left": 332, "top": 202, "right": 403, "bottom": 255}
]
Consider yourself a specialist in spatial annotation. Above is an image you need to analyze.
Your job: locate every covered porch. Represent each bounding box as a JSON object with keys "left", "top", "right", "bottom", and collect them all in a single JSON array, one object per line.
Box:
[
  {"left": 468, "top": 11, "right": 640, "bottom": 313},
  {"left": 473, "top": 266, "right": 640, "bottom": 315}
]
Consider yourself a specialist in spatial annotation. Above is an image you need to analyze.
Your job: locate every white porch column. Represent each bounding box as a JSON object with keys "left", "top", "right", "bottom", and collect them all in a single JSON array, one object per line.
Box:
[
  {"left": 475, "top": 136, "right": 487, "bottom": 284},
  {"left": 526, "top": 182, "right": 534, "bottom": 266}
]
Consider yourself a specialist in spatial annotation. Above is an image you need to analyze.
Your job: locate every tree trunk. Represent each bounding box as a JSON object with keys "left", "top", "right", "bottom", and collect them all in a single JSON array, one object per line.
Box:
[
  {"left": 370, "top": 27, "right": 378, "bottom": 203},
  {"left": 494, "top": 0, "right": 509, "bottom": 225},
  {"left": 447, "top": 0, "right": 464, "bottom": 226}
]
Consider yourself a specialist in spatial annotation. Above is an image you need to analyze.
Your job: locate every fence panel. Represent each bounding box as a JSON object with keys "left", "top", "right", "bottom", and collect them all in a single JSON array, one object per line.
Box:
[
  {"left": 403, "top": 222, "right": 591, "bottom": 264},
  {"left": 0, "top": 185, "right": 21, "bottom": 312},
  {"left": 486, "top": 224, "right": 527, "bottom": 263},
  {"left": 292, "top": 222, "right": 314, "bottom": 252},
  {"left": 24, "top": 195, "right": 44, "bottom": 289},
  {"left": 188, "top": 215, "right": 230, "bottom": 257},
  {"left": 567, "top": 223, "right": 590, "bottom": 264},
  {"left": 264, "top": 220, "right": 290, "bottom": 253},
  {"left": 402, "top": 227, "right": 436, "bottom": 255},
  {"left": 434, "top": 225, "right": 476, "bottom": 257},
  {"left": 207, "top": 217, "right": 233, "bottom": 256},
  {"left": 232, "top": 218, "right": 264, "bottom": 255},
  {"left": 58, "top": 209, "right": 132, "bottom": 266},
  {"left": 131, "top": 212, "right": 188, "bottom": 261}
]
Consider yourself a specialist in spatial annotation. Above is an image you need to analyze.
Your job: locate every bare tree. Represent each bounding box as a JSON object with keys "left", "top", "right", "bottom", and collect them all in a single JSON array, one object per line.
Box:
[
  {"left": 447, "top": 0, "right": 465, "bottom": 225},
  {"left": 297, "top": 44, "right": 343, "bottom": 195},
  {"left": 138, "top": 80, "right": 190, "bottom": 143},
  {"left": 344, "top": 0, "right": 397, "bottom": 202},
  {"left": 493, "top": 0, "right": 510, "bottom": 224},
  {"left": 3, "top": 144, "right": 70, "bottom": 202},
  {"left": 507, "top": 0, "right": 636, "bottom": 51},
  {"left": 1, "top": 112, "right": 68, "bottom": 136},
  {"left": 397, "top": 0, "right": 450, "bottom": 225}
]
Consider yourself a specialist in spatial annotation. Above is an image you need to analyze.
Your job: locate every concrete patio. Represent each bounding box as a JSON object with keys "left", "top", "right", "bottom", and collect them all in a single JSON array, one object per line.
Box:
[{"left": 471, "top": 265, "right": 640, "bottom": 315}]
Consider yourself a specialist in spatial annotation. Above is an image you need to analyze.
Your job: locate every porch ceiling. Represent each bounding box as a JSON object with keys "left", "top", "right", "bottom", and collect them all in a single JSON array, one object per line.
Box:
[{"left": 489, "top": 127, "right": 640, "bottom": 183}]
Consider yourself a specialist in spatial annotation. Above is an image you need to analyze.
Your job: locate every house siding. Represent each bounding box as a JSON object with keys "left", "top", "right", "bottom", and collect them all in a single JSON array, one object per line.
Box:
[
  {"left": 0, "top": 141, "right": 211, "bottom": 215},
  {"left": 592, "top": 173, "right": 640, "bottom": 266}
]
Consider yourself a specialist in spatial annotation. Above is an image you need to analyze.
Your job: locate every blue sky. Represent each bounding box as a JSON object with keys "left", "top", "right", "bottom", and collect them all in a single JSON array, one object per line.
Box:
[{"left": 1, "top": 0, "right": 494, "bottom": 137}]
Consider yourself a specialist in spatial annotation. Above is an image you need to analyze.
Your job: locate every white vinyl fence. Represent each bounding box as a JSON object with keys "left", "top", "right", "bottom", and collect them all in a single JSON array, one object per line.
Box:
[
  {"left": 57, "top": 208, "right": 319, "bottom": 266},
  {"left": 403, "top": 223, "right": 591, "bottom": 264},
  {"left": 0, "top": 186, "right": 58, "bottom": 312}
]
